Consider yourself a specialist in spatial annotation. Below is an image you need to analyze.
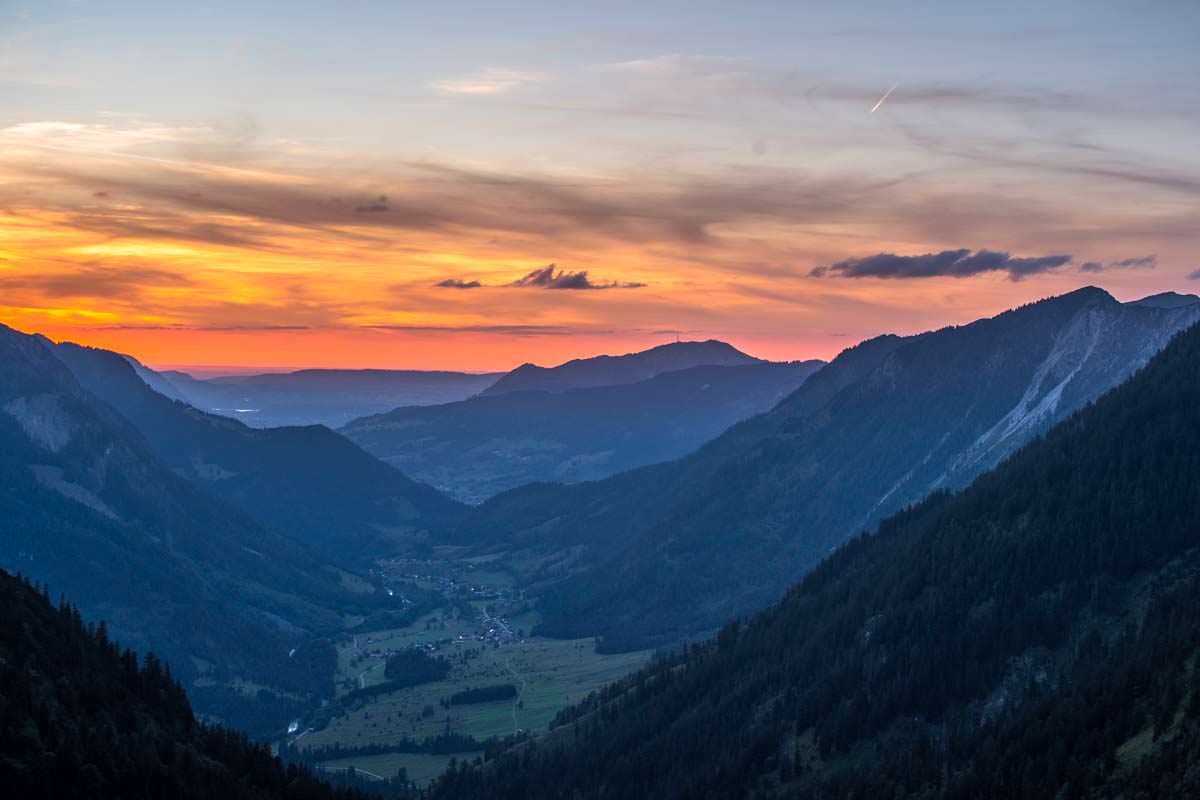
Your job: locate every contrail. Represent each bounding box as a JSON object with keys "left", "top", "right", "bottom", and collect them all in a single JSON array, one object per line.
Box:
[{"left": 870, "top": 83, "right": 898, "bottom": 113}]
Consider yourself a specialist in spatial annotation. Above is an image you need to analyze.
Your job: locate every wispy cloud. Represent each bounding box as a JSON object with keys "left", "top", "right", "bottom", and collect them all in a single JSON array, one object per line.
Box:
[
  {"left": 0, "top": 265, "right": 192, "bottom": 299},
  {"left": 811, "top": 249, "right": 1073, "bottom": 281},
  {"left": 508, "top": 264, "right": 645, "bottom": 290},
  {"left": 434, "top": 266, "right": 645, "bottom": 290},
  {"left": 436, "top": 278, "right": 482, "bottom": 289},
  {"left": 432, "top": 68, "right": 545, "bottom": 95},
  {"left": 354, "top": 195, "right": 390, "bottom": 213},
  {"left": 604, "top": 53, "right": 745, "bottom": 77},
  {"left": 366, "top": 323, "right": 600, "bottom": 336},
  {"left": 1081, "top": 255, "right": 1158, "bottom": 273}
]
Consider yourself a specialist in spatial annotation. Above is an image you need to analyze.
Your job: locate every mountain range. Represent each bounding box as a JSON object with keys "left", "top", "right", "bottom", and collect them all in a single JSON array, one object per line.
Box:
[
  {"left": 478, "top": 339, "right": 760, "bottom": 396},
  {"left": 429, "top": 294, "right": 1200, "bottom": 800},
  {"left": 342, "top": 359, "right": 823, "bottom": 503},
  {"left": 0, "top": 323, "right": 379, "bottom": 735},
  {"left": 444, "top": 288, "right": 1200, "bottom": 650},
  {"left": 50, "top": 342, "right": 465, "bottom": 565},
  {"left": 143, "top": 367, "right": 501, "bottom": 429},
  {"left": 4, "top": 286, "right": 1200, "bottom": 797}
]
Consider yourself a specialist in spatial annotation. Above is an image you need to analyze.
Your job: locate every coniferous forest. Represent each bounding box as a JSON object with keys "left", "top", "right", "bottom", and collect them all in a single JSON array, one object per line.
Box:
[
  {"left": 0, "top": 569, "right": 377, "bottom": 800},
  {"left": 427, "top": 321, "right": 1200, "bottom": 799}
]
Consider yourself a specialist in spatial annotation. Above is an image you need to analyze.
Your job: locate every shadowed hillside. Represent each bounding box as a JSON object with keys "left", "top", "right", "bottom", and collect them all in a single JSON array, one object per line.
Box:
[
  {"left": 445, "top": 288, "right": 1200, "bottom": 649},
  {"left": 343, "top": 360, "right": 822, "bottom": 503},
  {"left": 51, "top": 341, "right": 465, "bottom": 565},
  {"left": 429, "top": 318, "right": 1200, "bottom": 799}
]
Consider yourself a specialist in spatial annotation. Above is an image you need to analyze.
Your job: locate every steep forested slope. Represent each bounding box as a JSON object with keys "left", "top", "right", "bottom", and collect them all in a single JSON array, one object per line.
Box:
[
  {"left": 343, "top": 361, "right": 822, "bottom": 503},
  {"left": 447, "top": 288, "right": 1200, "bottom": 649},
  {"left": 51, "top": 341, "right": 464, "bottom": 564},
  {"left": 0, "top": 569, "right": 375, "bottom": 800},
  {"left": 429, "top": 318, "right": 1200, "bottom": 799}
]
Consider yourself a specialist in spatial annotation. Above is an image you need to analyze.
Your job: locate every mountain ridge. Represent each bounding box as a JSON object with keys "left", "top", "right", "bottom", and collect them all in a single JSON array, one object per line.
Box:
[
  {"left": 342, "top": 359, "right": 824, "bottom": 503},
  {"left": 428, "top": 309, "right": 1200, "bottom": 800},
  {"left": 0, "top": 323, "right": 372, "bottom": 734},
  {"left": 145, "top": 365, "right": 501, "bottom": 429},
  {"left": 443, "top": 287, "right": 1200, "bottom": 650},
  {"left": 48, "top": 339, "right": 466, "bottom": 565},
  {"left": 478, "top": 339, "right": 761, "bottom": 396}
]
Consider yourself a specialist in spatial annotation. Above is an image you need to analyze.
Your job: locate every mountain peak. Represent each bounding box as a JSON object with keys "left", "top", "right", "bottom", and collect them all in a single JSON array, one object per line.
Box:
[
  {"left": 480, "top": 339, "right": 760, "bottom": 396},
  {"left": 1043, "top": 285, "right": 1116, "bottom": 308}
]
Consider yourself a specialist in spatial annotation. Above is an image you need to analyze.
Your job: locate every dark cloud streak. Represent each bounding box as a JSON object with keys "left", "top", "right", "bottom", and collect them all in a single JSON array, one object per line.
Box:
[
  {"left": 811, "top": 248, "right": 1073, "bottom": 281},
  {"left": 0, "top": 265, "right": 192, "bottom": 300},
  {"left": 509, "top": 264, "right": 645, "bottom": 290}
]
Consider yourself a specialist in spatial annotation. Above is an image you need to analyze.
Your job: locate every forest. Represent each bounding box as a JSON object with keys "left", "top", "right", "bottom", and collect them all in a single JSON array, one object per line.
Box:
[
  {"left": 427, "top": 320, "right": 1200, "bottom": 798},
  {"left": 0, "top": 569, "right": 379, "bottom": 800}
]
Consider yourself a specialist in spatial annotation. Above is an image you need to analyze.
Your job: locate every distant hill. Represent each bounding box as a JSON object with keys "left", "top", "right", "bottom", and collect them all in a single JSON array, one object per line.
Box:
[
  {"left": 478, "top": 340, "right": 761, "bottom": 396},
  {"left": 342, "top": 360, "right": 824, "bottom": 503},
  {"left": 0, "top": 323, "right": 375, "bottom": 735},
  {"left": 0, "top": 569, "right": 379, "bottom": 800},
  {"left": 444, "top": 288, "right": 1200, "bottom": 649},
  {"left": 49, "top": 341, "right": 466, "bottom": 565},
  {"left": 148, "top": 367, "right": 501, "bottom": 429},
  {"left": 1127, "top": 290, "right": 1200, "bottom": 309},
  {"left": 430, "top": 300, "right": 1200, "bottom": 800}
]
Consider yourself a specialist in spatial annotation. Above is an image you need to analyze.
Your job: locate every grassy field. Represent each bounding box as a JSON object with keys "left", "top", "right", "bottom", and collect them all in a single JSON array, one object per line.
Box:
[
  {"left": 298, "top": 555, "right": 652, "bottom": 787},
  {"left": 319, "top": 751, "right": 480, "bottom": 786},
  {"left": 303, "top": 615, "right": 649, "bottom": 785}
]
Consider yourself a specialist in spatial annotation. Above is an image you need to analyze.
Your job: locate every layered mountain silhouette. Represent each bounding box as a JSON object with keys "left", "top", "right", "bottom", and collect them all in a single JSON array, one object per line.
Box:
[
  {"left": 445, "top": 288, "right": 1200, "bottom": 649},
  {"left": 146, "top": 367, "right": 500, "bottom": 429},
  {"left": 478, "top": 339, "right": 760, "bottom": 396},
  {"left": 430, "top": 303, "right": 1200, "bottom": 800},
  {"left": 0, "top": 324, "right": 374, "bottom": 734},
  {"left": 342, "top": 360, "right": 823, "bottom": 503},
  {"left": 49, "top": 341, "right": 465, "bottom": 565}
]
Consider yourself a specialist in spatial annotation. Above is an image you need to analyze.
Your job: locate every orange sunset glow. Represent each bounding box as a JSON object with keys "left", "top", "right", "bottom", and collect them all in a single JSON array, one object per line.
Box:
[{"left": 2, "top": 3, "right": 1198, "bottom": 371}]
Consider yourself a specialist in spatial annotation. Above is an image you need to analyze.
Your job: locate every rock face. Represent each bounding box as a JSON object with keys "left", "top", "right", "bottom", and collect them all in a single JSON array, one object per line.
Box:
[{"left": 448, "top": 287, "right": 1200, "bottom": 649}]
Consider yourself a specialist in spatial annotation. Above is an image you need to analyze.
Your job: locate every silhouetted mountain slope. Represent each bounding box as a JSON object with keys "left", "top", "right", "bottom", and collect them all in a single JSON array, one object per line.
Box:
[
  {"left": 0, "top": 324, "right": 371, "bottom": 734},
  {"left": 429, "top": 317, "right": 1200, "bottom": 800},
  {"left": 0, "top": 569, "right": 375, "bottom": 800},
  {"left": 49, "top": 342, "right": 465, "bottom": 564},
  {"left": 1127, "top": 291, "right": 1200, "bottom": 309},
  {"left": 448, "top": 288, "right": 1200, "bottom": 649},
  {"left": 342, "top": 361, "right": 823, "bottom": 503},
  {"left": 123, "top": 353, "right": 192, "bottom": 403},
  {"left": 155, "top": 368, "right": 500, "bottom": 428},
  {"left": 478, "top": 340, "right": 760, "bottom": 396}
]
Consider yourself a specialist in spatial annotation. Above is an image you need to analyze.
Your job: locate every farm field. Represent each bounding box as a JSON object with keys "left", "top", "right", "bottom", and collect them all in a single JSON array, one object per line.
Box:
[
  {"left": 311, "top": 633, "right": 650, "bottom": 746},
  {"left": 320, "top": 751, "right": 480, "bottom": 786},
  {"left": 293, "top": 556, "right": 653, "bottom": 787}
]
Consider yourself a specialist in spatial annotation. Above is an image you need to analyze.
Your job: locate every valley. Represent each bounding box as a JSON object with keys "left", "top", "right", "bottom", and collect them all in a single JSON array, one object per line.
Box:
[
  {"left": 6, "top": 8, "right": 1197, "bottom": 797},
  {"left": 4, "top": 289, "right": 1200, "bottom": 798},
  {"left": 280, "top": 552, "right": 652, "bottom": 786}
]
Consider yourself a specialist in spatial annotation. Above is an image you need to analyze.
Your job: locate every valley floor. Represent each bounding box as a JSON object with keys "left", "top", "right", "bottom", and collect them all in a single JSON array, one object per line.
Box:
[{"left": 284, "top": 550, "right": 652, "bottom": 787}]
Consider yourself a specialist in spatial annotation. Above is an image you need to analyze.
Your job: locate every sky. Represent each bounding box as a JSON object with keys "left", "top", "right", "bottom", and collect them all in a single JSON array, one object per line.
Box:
[{"left": 1, "top": 0, "right": 1198, "bottom": 372}]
